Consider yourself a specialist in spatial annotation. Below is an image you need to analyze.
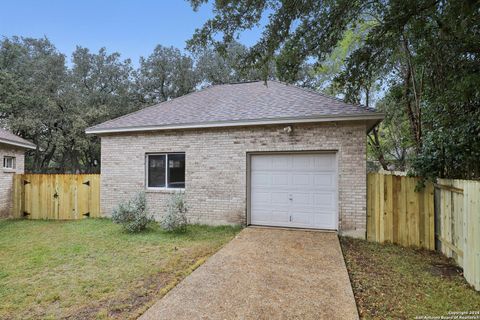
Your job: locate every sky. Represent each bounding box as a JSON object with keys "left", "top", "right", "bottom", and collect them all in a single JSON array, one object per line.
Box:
[{"left": 0, "top": 0, "right": 264, "bottom": 66}]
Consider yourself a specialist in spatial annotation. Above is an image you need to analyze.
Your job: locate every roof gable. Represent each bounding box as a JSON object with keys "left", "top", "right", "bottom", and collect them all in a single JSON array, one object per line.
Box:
[
  {"left": 86, "top": 80, "right": 383, "bottom": 134},
  {"left": 0, "top": 128, "right": 36, "bottom": 149}
]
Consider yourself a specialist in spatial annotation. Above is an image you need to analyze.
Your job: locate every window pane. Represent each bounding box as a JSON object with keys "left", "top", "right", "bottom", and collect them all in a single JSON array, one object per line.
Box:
[
  {"left": 148, "top": 155, "right": 165, "bottom": 188},
  {"left": 167, "top": 154, "right": 185, "bottom": 188},
  {"left": 3, "top": 157, "right": 14, "bottom": 169}
]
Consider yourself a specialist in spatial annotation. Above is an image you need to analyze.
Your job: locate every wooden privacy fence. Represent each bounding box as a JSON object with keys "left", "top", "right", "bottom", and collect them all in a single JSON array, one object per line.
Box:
[
  {"left": 435, "top": 179, "right": 480, "bottom": 291},
  {"left": 367, "top": 172, "right": 480, "bottom": 290},
  {"left": 367, "top": 173, "right": 435, "bottom": 249},
  {"left": 12, "top": 174, "right": 100, "bottom": 220}
]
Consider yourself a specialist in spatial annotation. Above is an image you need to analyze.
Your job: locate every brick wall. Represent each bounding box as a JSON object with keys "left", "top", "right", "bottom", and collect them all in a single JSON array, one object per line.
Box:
[
  {"left": 100, "top": 122, "right": 367, "bottom": 237},
  {"left": 0, "top": 144, "right": 25, "bottom": 218}
]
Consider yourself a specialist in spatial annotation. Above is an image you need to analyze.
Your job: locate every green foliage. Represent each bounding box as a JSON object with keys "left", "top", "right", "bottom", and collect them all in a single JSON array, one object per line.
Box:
[
  {"left": 0, "top": 37, "right": 278, "bottom": 173},
  {"left": 188, "top": 0, "right": 480, "bottom": 179},
  {"left": 195, "top": 41, "right": 271, "bottom": 85},
  {"left": 314, "top": 19, "right": 379, "bottom": 97},
  {"left": 112, "top": 192, "right": 153, "bottom": 233},
  {"left": 413, "top": 104, "right": 480, "bottom": 180},
  {"left": 161, "top": 192, "right": 189, "bottom": 232},
  {"left": 0, "top": 37, "right": 136, "bottom": 173},
  {"left": 368, "top": 85, "right": 414, "bottom": 170},
  {"left": 135, "top": 45, "right": 198, "bottom": 104}
]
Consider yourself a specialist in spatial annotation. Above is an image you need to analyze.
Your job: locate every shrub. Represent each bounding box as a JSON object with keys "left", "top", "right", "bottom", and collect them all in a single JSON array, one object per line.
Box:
[
  {"left": 161, "top": 192, "right": 188, "bottom": 232},
  {"left": 111, "top": 192, "right": 153, "bottom": 232}
]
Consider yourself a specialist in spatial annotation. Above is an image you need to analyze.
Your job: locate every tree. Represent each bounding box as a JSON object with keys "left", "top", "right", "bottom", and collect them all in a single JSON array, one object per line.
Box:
[
  {"left": 188, "top": 0, "right": 480, "bottom": 179},
  {"left": 368, "top": 86, "right": 414, "bottom": 171},
  {"left": 0, "top": 36, "right": 67, "bottom": 172},
  {"left": 135, "top": 45, "right": 198, "bottom": 105},
  {"left": 67, "top": 46, "right": 136, "bottom": 172},
  {"left": 195, "top": 41, "right": 269, "bottom": 85},
  {"left": 0, "top": 38, "right": 136, "bottom": 173},
  {"left": 195, "top": 40, "right": 317, "bottom": 87}
]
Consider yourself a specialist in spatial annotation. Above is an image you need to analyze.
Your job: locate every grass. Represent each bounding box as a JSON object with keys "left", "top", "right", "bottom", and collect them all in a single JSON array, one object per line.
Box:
[
  {"left": 0, "top": 219, "right": 241, "bottom": 319},
  {"left": 340, "top": 236, "right": 480, "bottom": 320}
]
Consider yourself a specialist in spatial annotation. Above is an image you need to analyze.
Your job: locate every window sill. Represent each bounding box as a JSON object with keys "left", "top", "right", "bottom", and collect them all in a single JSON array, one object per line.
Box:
[
  {"left": 145, "top": 188, "right": 185, "bottom": 194},
  {"left": 2, "top": 168, "right": 16, "bottom": 173}
]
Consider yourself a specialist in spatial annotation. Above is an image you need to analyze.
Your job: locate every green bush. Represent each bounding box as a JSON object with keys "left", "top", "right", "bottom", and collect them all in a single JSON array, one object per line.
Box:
[
  {"left": 112, "top": 192, "right": 153, "bottom": 232},
  {"left": 161, "top": 192, "right": 188, "bottom": 232}
]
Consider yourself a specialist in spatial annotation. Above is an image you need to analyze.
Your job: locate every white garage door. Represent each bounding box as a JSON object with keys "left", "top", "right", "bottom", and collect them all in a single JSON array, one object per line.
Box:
[{"left": 250, "top": 153, "right": 337, "bottom": 230}]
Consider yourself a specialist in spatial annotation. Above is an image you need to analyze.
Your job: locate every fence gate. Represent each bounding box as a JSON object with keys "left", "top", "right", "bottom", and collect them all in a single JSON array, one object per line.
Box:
[{"left": 12, "top": 174, "right": 100, "bottom": 220}]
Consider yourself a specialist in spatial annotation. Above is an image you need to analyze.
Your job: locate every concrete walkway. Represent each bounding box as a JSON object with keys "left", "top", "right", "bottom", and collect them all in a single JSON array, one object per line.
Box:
[{"left": 140, "top": 227, "right": 359, "bottom": 320}]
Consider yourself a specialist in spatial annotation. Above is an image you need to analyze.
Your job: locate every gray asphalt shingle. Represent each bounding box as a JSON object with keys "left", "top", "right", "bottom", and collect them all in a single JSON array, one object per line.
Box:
[
  {"left": 87, "top": 80, "right": 381, "bottom": 133},
  {"left": 0, "top": 128, "right": 36, "bottom": 149}
]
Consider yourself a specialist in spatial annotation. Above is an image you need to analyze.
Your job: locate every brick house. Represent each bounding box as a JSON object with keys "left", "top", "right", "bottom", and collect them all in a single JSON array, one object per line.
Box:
[
  {"left": 0, "top": 128, "right": 36, "bottom": 218},
  {"left": 86, "top": 81, "right": 383, "bottom": 238}
]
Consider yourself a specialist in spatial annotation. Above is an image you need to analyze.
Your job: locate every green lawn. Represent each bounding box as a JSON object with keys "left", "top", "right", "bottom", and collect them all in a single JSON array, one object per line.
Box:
[
  {"left": 340, "top": 236, "right": 480, "bottom": 320},
  {"left": 0, "top": 219, "right": 241, "bottom": 319}
]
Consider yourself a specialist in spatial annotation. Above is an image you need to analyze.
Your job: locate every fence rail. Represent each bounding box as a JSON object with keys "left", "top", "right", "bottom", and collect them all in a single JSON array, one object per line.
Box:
[
  {"left": 12, "top": 174, "right": 100, "bottom": 220},
  {"left": 367, "top": 173, "right": 480, "bottom": 290}
]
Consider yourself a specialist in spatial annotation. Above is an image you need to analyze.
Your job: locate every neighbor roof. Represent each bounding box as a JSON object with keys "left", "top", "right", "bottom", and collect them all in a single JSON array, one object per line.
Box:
[
  {"left": 0, "top": 128, "right": 36, "bottom": 149},
  {"left": 86, "top": 80, "right": 383, "bottom": 134}
]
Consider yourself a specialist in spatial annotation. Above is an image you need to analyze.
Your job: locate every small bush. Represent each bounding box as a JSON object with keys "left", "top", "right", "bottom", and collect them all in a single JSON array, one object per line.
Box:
[
  {"left": 112, "top": 192, "right": 153, "bottom": 232},
  {"left": 161, "top": 192, "right": 188, "bottom": 232}
]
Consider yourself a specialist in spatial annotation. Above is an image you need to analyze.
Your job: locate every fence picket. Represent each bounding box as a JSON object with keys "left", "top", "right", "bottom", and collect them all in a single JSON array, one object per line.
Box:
[
  {"left": 367, "top": 173, "right": 480, "bottom": 291},
  {"left": 12, "top": 174, "right": 100, "bottom": 220}
]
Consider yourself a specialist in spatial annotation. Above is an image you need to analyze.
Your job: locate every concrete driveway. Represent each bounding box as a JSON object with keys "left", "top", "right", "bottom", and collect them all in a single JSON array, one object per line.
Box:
[{"left": 140, "top": 227, "right": 358, "bottom": 320}]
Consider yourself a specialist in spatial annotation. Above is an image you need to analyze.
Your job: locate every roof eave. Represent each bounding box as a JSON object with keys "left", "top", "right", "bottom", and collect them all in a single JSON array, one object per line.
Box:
[
  {"left": 366, "top": 117, "right": 384, "bottom": 134},
  {"left": 85, "top": 113, "right": 385, "bottom": 135},
  {"left": 0, "top": 138, "right": 36, "bottom": 150}
]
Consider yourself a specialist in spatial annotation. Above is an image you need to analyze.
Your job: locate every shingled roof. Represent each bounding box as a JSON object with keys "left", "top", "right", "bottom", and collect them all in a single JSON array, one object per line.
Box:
[
  {"left": 0, "top": 128, "right": 36, "bottom": 149},
  {"left": 86, "top": 80, "right": 383, "bottom": 134}
]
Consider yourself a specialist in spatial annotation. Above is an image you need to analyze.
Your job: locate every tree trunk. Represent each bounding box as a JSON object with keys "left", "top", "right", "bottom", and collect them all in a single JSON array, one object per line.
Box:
[{"left": 368, "top": 127, "right": 389, "bottom": 170}]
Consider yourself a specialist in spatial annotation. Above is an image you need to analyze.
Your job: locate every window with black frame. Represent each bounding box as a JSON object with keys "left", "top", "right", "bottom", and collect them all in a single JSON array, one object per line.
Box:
[
  {"left": 147, "top": 153, "right": 185, "bottom": 189},
  {"left": 3, "top": 156, "right": 15, "bottom": 169}
]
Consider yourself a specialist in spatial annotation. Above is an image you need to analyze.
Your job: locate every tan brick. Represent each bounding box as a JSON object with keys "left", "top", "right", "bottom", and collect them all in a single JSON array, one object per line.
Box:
[
  {"left": 100, "top": 122, "right": 367, "bottom": 235},
  {"left": 0, "top": 144, "right": 25, "bottom": 218}
]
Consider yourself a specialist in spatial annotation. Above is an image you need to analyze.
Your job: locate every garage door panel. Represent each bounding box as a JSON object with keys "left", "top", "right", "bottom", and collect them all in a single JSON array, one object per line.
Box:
[
  {"left": 313, "top": 212, "right": 337, "bottom": 228},
  {"left": 251, "top": 173, "right": 271, "bottom": 187},
  {"left": 314, "top": 155, "right": 336, "bottom": 170},
  {"left": 272, "top": 174, "right": 289, "bottom": 186},
  {"left": 269, "top": 210, "right": 289, "bottom": 222},
  {"left": 250, "top": 153, "right": 337, "bottom": 230},
  {"left": 251, "top": 209, "right": 289, "bottom": 224},
  {"left": 314, "top": 192, "right": 336, "bottom": 208},
  {"left": 292, "top": 156, "right": 312, "bottom": 170},
  {"left": 271, "top": 156, "right": 292, "bottom": 170},
  {"left": 291, "top": 212, "right": 312, "bottom": 225},
  {"left": 292, "top": 174, "right": 311, "bottom": 186},
  {"left": 313, "top": 174, "right": 335, "bottom": 187},
  {"left": 271, "top": 192, "right": 290, "bottom": 204},
  {"left": 250, "top": 191, "right": 271, "bottom": 205},
  {"left": 290, "top": 193, "right": 313, "bottom": 205},
  {"left": 251, "top": 156, "right": 273, "bottom": 170}
]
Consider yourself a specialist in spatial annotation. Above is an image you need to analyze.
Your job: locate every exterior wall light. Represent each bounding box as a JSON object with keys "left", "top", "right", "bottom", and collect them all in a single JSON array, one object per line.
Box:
[{"left": 283, "top": 125, "right": 293, "bottom": 134}]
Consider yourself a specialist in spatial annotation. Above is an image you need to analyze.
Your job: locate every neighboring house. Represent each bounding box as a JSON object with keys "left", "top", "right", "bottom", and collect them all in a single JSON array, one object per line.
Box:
[
  {"left": 0, "top": 128, "right": 36, "bottom": 218},
  {"left": 86, "top": 81, "right": 383, "bottom": 238}
]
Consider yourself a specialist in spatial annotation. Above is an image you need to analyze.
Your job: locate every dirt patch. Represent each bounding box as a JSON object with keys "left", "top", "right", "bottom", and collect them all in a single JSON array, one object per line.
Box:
[
  {"left": 428, "top": 263, "right": 463, "bottom": 278},
  {"left": 65, "top": 272, "right": 175, "bottom": 320}
]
